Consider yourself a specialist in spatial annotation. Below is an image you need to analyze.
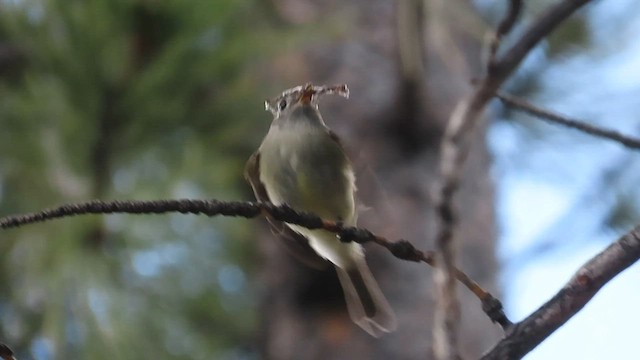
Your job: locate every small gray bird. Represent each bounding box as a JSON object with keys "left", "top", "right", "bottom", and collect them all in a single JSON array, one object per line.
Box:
[{"left": 245, "top": 83, "right": 396, "bottom": 337}]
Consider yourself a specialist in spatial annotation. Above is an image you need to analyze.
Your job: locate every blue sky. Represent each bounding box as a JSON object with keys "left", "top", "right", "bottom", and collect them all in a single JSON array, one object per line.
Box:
[{"left": 488, "top": 1, "right": 640, "bottom": 358}]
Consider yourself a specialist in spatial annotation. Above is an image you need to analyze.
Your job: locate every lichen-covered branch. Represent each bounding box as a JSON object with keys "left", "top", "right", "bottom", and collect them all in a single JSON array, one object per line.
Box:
[{"left": 0, "top": 198, "right": 512, "bottom": 329}]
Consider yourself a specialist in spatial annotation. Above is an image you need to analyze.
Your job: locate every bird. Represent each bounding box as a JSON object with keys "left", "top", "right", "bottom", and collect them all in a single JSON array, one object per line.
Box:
[{"left": 244, "top": 83, "right": 396, "bottom": 337}]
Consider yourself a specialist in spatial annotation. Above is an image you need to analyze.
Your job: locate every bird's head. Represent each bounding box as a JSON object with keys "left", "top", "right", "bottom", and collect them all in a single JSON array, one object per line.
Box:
[{"left": 264, "top": 83, "right": 349, "bottom": 118}]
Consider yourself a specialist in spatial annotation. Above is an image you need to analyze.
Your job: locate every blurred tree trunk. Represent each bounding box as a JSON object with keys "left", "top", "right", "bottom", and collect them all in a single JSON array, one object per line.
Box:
[{"left": 258, "top": 0, "right": 501, "bottom": 358}]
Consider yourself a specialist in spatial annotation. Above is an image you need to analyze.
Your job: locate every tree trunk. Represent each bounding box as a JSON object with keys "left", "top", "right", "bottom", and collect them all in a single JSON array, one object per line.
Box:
[{"left": 258, "top": 1, "right": 501, "bottom": 358}]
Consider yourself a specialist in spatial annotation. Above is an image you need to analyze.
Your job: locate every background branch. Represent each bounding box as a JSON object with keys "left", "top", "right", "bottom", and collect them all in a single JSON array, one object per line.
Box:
[
  {"left": 490, "top": 0, "right": 591, "bottom": 77},
  {"left": 498, "top": 92, "right": 640, "bottom": 150},
  {"left": 433, "top": 0, "right": 592, "bottom": 358},
  {"left": 481, "top": 225, "right": 640, "bottom": 359},
  {"left": 487, "top": 0, "right": 523, "bottom": 66},
  {"left": 0, "top": 198, "right": 512, "bottom": 330}
]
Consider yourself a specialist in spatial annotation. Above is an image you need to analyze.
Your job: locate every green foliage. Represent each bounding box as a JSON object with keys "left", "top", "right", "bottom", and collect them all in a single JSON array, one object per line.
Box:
[
  {"left": 605, "top": 192, "right": 640, "bottom": 233},
  {"left": 0, "top": 0, "right": 275, "bottom": 358},
  {"left": 546, "top": 17, "right": 590, "bottom": 55}
]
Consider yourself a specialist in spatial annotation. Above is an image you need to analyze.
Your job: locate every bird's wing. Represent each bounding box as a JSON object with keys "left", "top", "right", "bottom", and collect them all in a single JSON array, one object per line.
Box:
[
  {"left": 244, "top": 151, "right": 328, "bottom": 269},
  {"left": 327, "top": 129, "right": 358, "bottom": 224}
]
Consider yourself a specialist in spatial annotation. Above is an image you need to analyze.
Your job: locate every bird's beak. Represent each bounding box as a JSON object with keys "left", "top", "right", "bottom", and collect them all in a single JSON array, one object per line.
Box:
[{"left": 299, "top": 83, "right": 315, "bottom": 105}]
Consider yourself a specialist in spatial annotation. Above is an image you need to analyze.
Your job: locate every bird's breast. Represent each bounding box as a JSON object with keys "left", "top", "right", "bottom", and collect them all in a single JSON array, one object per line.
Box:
[{"left": 259, "top": 126, "right": 355, "bottom": 223}]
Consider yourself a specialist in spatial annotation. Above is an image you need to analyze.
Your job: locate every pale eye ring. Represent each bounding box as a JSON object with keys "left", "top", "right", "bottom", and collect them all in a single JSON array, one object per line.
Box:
[{"left": 278, "top": 99, "right": 287, "bottom": 111}]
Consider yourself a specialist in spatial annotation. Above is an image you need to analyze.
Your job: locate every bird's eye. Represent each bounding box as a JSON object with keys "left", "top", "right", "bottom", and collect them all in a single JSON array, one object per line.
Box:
[{"left": 278, "top": 99, "right": 287, "bottom": 111}]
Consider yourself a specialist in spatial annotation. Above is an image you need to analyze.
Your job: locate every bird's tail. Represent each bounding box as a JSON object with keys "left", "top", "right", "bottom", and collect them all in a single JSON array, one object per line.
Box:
[{"left": 335, "top": 259, "right": 397, "bottom": 337}]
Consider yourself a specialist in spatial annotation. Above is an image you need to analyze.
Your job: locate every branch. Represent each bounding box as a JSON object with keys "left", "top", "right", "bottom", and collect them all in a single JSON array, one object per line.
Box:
[
  {"left": 433, "top": 1, "right": 592, "bottom": 358},
  {"left": 481, "top": 225, "right": 640, "bottom": 359},
  {"left": 0, "top": 198, "right": 512, "bottom": 329},
  {"left": 498, "top": 92, "right": 640, "bottom": 150},
  {"left": 489, "top": 0, "right": 592, "bottom": 78},
  {"left": 488, "top": 0, "right": 524, "bottom": 66},
  {"left": 0, "top": 343, "right": 15, "bottom": 360}
]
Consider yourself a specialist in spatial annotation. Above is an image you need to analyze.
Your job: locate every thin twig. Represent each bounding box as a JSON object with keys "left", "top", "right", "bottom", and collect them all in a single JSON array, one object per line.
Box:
[
  {"left": 481, "top": 226, "right": 640, "bottom": 359},
  {"left": 0, "top": 198, "right": 512, "bottom": 329},
  {"left": 488, "top": 0, "right": 524, "bottom": 66},
  {"left": 498, "top": 92, "right": 640, "bottom": 150},
  {"left": 433, "top": 1, "right": 593, "bottom": 358}
]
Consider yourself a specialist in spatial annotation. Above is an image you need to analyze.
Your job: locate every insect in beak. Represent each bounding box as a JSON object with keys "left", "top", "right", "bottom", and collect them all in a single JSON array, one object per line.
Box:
[{"left": 299, "top": 83, "right": 315, "bottom": 105}]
